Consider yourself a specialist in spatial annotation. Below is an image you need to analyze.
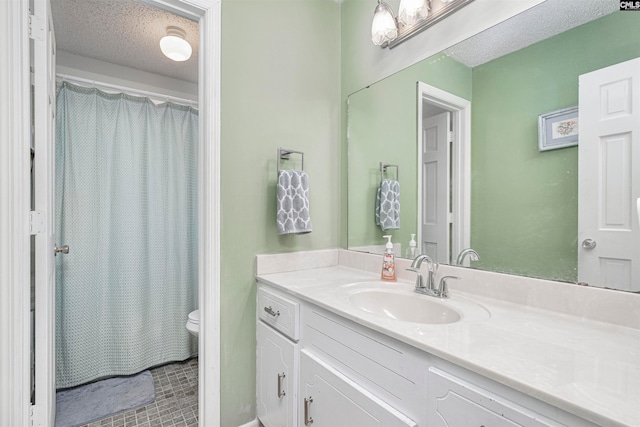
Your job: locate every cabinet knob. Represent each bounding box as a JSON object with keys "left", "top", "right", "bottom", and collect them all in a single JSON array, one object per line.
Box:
[{"left": 304, "top": 396, "right": 314, "bottom": 425}]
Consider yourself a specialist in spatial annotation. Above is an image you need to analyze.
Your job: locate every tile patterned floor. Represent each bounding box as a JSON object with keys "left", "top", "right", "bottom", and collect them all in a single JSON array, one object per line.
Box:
[{"left": 82, "top": 358, "right": 198, "bottom": 427}]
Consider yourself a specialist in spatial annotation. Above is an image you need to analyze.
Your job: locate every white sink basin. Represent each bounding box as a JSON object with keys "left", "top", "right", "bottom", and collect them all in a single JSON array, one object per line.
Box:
[
  {"left": 349, "top": 290, "right": 461, "bottom": 324},
  {"left": 338, "top": 281, "right": 490, "bottom": 325}
]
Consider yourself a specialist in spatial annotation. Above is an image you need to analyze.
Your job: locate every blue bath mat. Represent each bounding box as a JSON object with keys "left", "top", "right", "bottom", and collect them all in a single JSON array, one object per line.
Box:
[{"left": 55, "top": 370, "right": 155, "bottom": 427}]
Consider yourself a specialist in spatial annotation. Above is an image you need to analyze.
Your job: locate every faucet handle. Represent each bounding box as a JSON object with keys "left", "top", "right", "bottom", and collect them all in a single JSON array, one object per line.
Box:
[
  {"left": 406, "top": 267, "right": 424, "bottom": 289},
  {"left": 438, "top": 276, "right": 460, "bottom": 299}
]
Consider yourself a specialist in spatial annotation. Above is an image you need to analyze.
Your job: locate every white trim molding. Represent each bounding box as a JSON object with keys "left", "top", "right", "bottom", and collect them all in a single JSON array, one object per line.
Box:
[
  {"left": 148, "top": 1, "right": 222, "bottom": 426},
  {"left": 192, "top": 1, "right": 222, "bottom": 426},
  {"left": 0, "top": 0, "right": 32, "bottom": 426}
]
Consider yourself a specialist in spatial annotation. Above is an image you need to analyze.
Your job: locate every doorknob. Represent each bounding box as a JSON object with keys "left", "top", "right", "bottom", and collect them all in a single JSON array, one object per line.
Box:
[
  {"left": 581, "top": 239, "right": 596, "bottom": 249},
  {"left": 54, "top": 244, "right": 69, "bottom": 256}
]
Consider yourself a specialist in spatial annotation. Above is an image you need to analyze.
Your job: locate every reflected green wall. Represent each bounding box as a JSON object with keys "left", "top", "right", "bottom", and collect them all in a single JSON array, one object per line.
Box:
[
  {"left": 348, "top": 55, "right": 471, "bottom": 250},
  {"left": 220, "top": 1, "right": 340, "bottom": 425},
  {"left": 471, "top": 12, "right": 640, "bottom": 281}
]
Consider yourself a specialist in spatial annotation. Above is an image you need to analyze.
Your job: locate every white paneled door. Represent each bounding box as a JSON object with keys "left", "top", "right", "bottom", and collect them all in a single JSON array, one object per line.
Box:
[
  {"left": 32, "top": 0, "right": 57, "bottom": 425},
  {"left": 578, "top": 57, "right": 640, "bottom": 291},
  {"left": 421, "top": 112, "right": 451, "bottom": 264}
]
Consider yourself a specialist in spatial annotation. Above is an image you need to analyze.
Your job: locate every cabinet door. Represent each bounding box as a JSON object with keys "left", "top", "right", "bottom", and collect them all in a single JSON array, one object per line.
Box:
[
  {"left": 427, "top": 368, "right": 561, "bottom": 427},
  {"left": 257, "top": 321, "right": 298, "bottom": 427},
  {"left": 299, "top": 350, "right": 417, "bottom": 427}
]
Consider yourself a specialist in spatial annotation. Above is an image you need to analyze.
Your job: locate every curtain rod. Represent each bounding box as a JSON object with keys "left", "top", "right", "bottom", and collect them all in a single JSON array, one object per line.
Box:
[{"left": 56, "top": 73, "right": 198, "bottom": 108}]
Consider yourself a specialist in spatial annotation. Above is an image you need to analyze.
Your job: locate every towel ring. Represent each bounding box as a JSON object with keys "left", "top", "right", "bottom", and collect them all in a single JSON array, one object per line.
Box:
[
  {"left": 278, "top": 148, "right": 305, "bottom": 172},
  {"left": 380, "top": 162, "right": 399, "bottom": 182}
]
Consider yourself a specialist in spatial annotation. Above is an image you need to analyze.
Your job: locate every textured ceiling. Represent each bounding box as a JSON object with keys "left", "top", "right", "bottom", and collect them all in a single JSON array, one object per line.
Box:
[
  {"left": 51, "top": 0, "right": 198, "bottom": 83},
  {"left": 445, "top": 0, "right": 618, "bottom": 67}
]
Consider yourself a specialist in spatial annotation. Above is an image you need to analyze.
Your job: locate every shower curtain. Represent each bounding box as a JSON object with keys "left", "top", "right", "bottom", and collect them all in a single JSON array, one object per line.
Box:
[{"left": 55, "top": 82, "right": 198, "bottom": 389}]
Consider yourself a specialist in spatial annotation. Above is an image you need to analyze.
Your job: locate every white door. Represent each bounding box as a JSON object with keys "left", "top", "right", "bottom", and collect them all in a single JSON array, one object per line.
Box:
[
  {"left": 421, "top": 112, "right": 451, "bottom": 263},
  {"left": 578, "top": 57, "right": 640, "bottom": 291},
  {"left": 299, "top": 351, "right": 416, "bottom": 427},
  {"left": 257, "top": 321, "right": 298, "bottom": 427},
  {"left": 31, "top": 0, "right": 58, "bottom": 424}
]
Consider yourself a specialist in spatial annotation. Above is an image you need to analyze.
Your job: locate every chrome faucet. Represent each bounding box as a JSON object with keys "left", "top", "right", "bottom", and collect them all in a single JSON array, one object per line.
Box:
[
  {"left": 455, "top": 248, "right": 480, "bottom": 266},
  {"left": 437, "top": 276, "right": 460, "bottom": 299},
  {"left": 407, "top": 254, "right": 438, "bottom": 296}
]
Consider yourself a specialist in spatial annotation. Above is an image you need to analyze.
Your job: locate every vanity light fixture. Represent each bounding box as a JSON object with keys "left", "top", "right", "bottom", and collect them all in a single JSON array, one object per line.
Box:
[
  {"left": 398, "top": 0, "right": 429, "bottom": 27},
  {"left": 160, "top": 26, "right": 192, "bottom": 62},
  {"left": 371, "top": 0, "right": 475, "bottom": 48},
  {"left": 371, "top": 0, "right": 398, "bottom": 46}
]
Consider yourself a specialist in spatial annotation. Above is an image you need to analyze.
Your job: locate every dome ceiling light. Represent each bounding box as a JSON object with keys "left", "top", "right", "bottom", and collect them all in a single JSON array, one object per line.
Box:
[{"left": 160, "top": 26, "right": 192, "bottom": 62}]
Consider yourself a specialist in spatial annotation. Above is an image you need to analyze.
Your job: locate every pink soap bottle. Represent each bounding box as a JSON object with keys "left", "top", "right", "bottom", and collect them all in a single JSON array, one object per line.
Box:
[{"left": 381, "top": 235, "right": 397, "bottom": 282}]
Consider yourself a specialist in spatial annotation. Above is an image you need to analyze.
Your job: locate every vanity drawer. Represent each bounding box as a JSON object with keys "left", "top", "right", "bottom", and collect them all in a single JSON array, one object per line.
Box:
[{"left": 257, "top": 287, "right": 300, "bottom": 341}]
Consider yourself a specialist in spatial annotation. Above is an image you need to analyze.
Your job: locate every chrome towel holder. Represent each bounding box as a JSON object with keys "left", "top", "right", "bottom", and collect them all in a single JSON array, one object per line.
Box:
[
  {"left": 278, "top": 147, "right": 305, "bottom": 172},
  {"left": 380, "top": 162, "right": 399, "bottom": 182}
]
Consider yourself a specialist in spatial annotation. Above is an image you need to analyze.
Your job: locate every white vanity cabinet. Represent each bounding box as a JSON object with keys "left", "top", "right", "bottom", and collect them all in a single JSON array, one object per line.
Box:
[
  {"left": 256, "top": 287, "right": 300, "bottom": 427},
  {"left": 298, "top": 350, "right": 417, "bottom": 427},
  {"left": 256, "top": 281, "right": 599, "bottom": 427}
]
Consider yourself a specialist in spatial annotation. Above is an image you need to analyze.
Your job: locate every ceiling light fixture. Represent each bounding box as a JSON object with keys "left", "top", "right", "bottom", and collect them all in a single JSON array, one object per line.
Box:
[
  {"left": 160, "top": 26, "right": 192, "bottom": 62},
  {"left": 371, "top": 0, "right": 475, "bottom": 48}
]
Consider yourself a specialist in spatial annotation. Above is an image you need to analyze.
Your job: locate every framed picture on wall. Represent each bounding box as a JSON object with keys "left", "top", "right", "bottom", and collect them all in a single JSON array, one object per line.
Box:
[{"left": 538, "top": 106, "right": 579, "bottom": 151}]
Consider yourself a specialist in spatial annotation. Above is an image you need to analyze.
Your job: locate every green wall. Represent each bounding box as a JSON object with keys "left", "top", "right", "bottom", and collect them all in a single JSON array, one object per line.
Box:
[
  {"left": 217, "top": 5, "right": 640, "bottom": 425},
  {"left": 471, "top": 12, "right": 640, "bottom": 282},
  {"left": 348, "top": 55, "right": 471, "bottom": 250},
  {"left": 220, "top": 1, "right": 340, "bottom": 425}
]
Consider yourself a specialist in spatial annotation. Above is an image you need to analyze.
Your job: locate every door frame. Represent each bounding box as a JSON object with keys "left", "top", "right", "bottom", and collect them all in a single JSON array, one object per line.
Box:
[
  {"left": 0, "top": 0, "right": 222, "bottom": 425},
  {"left": 0, "top": 1, "right": 32, "bottom": 426},
  {"left": 416, "top": 82, "right": 471, "bottom": 264}
]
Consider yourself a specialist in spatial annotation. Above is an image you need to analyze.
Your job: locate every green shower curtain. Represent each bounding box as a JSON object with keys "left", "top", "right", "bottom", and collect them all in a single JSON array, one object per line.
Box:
[{"left": 55, "top": 82, "right": 198, "bottom": 389}]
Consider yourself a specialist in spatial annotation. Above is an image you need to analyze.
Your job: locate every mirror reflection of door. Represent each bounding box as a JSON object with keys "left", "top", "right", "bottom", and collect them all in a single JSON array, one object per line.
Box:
[
  {"left": 578, "top": 57, "right": 640, "bottom": 291},
  {"left": 417, "top": 83, "right": 471, "bottom": 265},
  {"left": 421, "top": 111, "right": 450, "bottom": 263}
]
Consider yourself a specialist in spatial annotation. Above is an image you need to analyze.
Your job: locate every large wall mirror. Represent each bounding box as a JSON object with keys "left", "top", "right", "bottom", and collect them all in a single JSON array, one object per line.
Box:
[{"left": 347, "top": 0, "right": 640, "bottom": 293}]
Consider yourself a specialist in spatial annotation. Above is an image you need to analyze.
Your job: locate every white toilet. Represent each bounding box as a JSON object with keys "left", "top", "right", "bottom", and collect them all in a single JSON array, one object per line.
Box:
[{"left": 186, "top": 309, "right": 199, "bottom": 338}]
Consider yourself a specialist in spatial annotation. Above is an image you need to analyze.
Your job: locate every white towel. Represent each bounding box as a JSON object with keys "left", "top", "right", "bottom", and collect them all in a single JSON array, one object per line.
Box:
[
  {"left": 276, "top": 170, "right": 312, "bottom": 235},
  {"left": 375, "top": 179, "right": 400, "bottom": 231}
]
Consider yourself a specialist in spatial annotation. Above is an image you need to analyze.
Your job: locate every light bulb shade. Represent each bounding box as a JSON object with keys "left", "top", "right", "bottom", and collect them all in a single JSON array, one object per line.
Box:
[
  {"left": 160, "top": 26, "right": 192, "bottom": 62},
  {"left": 371, "top": 1, "right": 398, "bottom": 46},
  {"left": 398, "top": 0, "right": 429, "bottom": 26}
]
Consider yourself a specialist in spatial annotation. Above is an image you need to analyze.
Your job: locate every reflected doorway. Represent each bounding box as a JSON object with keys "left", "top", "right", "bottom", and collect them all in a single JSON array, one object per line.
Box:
[{"left": 417, "top": 82, "right": 471, "bottom": 265}]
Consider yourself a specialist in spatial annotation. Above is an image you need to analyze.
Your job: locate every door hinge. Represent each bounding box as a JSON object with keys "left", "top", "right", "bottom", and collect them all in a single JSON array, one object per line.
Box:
[
  {"left": 448, "top": 130, "right": 454, "bottom": 143},
  {"left": 29, "top": 211, "right": 44, "bottom": 235},
  {"left": 30, "top": 405, "right": 37, "bottom": 427},
  {"left": 28, "top": 13, "right": 45, "bottom": 41}
]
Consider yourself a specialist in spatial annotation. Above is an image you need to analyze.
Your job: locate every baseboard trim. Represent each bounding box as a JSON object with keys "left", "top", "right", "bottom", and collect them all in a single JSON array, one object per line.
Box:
[{"left": 238, "top": 419, "right": 260, "bottom": 427}]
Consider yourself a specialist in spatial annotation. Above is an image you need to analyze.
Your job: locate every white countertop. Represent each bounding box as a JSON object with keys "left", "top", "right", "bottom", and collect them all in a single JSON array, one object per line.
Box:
[{"left": 257, "top": 266, "right": 640, "bottom": 427}]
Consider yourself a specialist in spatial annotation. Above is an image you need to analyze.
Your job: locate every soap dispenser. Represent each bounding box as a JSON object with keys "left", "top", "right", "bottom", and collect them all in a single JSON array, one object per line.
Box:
[
  {"left": 405, "top": 234, "right": 418, "bottom": 259},
  {"left": 381, "top": 235, "right": 397, "bottom": 282}
]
